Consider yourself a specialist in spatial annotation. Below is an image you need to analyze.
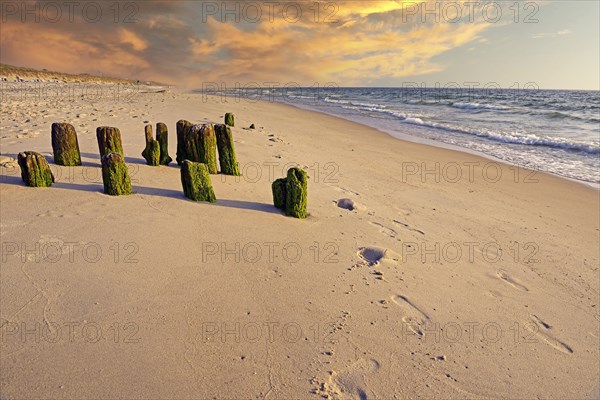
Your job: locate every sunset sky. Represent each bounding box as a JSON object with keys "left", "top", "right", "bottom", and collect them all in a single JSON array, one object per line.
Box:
[{"left": 1, "top": 0, "right": 598, "bottom": 89}]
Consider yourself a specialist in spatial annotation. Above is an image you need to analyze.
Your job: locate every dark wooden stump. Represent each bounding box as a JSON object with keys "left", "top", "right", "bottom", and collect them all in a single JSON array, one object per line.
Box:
[
  {"left": 215, "top": 124, "right": 240, "bottom": 176},
  {"left": 180, "top": 160, "right": 216, "bottom": 202},
  {"left": 97, "top": 126, "right": 124, "bottom": 157},
  {"left": 156, "top": 122, "right": 172, "bottom": 166},
  {"left": 198, "top": 124, "right": 218, "bottom": 174},
  {"left": 17, "top": 151, "right": 54, "bottom": 187},
  {"left": 224, "top": 113, "right": 235, "bottom": 127},
  {"left": 285, "top": 168, "right": 308, "bottom": 219},
  {"left": 51, "top": 122, "right": 81, "bottom": 166},
  {"left": 272, "top": 178, "right": 287, "bottom": 211},
  {"left": 176, "top": 119, "right": 193, "bottom": 165},
  {"left": 142, "top": 124, "right": 160, "bottom": 166},
  {"left": 101, "top": 153, "right": 132, "bottom": 196}
]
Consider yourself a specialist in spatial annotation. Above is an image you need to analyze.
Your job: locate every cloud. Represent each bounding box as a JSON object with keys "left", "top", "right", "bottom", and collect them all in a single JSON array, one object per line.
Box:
[
  {"left": 0, "top": 1, "right": 495, "bottom": 86},
  {"left": 532, "top": 29, "right": 573, "bottom": 39},
  {"left": 118, "top": 28, "right": 148, "bottom": 52}
]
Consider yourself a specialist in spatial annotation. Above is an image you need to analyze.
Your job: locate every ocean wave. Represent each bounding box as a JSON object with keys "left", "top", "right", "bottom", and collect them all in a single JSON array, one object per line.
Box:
[
  {"left": 324, "top": 97, "right": 385, "bottom": 110},
  {"left": 290, "top": 91, "right": 600, "bottom": 155},
  {"left": 342, "top": 102, "right": 600, "bottom": 154},
  {"left": 539, "top": 110, "right": 600, "bottom": 123},
  {"left": 404, "top": 99, "right": 512, "bottom": 111},
  {"left": 404, "top": 120, "right": 600, "bottom": 154},
  {"left": 451, "top": 102, "right": 511, "bottom": 111}
]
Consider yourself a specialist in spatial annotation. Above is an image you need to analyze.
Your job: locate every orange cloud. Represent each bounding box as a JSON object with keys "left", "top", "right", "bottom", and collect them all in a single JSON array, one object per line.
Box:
[
  {"left": 0, "top": 1, "right": 494, "bottom": 87},
  {"left": 118, "top": 28, "right": 148, "bottom": 52},
  {"left": 183, "top": 1, "right": 490, "bottom": 86}
]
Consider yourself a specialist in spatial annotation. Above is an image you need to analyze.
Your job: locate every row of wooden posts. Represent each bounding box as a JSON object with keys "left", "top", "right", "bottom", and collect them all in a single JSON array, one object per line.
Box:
[{"left": 16, "top": 113, "right": 308, "bottom": 219}]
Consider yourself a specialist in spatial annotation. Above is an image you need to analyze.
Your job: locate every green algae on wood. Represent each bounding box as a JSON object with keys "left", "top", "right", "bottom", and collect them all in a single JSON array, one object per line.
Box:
[
  {"left": 156, "top": 122, "right": 172, "bottom": 166},
  {"left": 145, "top": 140, "right": 160, "bottom": 166},
  {"left": 51, "top": 122, "right": 81, "bottom": 166},
  {"left": 17, "top": 151, "right": 55, "bottom": 187},
  {"left": 285, "top": 167, "right": 308, "bottom": 219},
  {"left": 141, "top": 124, "right": 160, "bottom": 166},
  {"left": 176, "top": 122, "right": 217, "bottom": 173},
  {"left": 180, "top": 160, "right": 216, "bottom": 202},
  {"left": 101, "top": 153, "right": 132, "bottom": 196},
  {"left": 96, "top": 126, "right": 124, "bottom": 157},
  {"left": 272, "top": 178, "right": 287, "bottom": 211},
  {"left": 176, "top": 119, "right": 193, "bottom": 165},
  {"left": 198, "top": 124, "right": 218, "bottom": 174},
  {"left": 224, "top": 113, "right": 235, "bottom": 127},
  {"left": 215, "top": 124, "right": 240, "bottom": 176}
]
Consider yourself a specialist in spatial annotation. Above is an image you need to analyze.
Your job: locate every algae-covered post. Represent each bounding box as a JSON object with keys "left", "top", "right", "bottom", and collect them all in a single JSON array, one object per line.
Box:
[
  {"left": 224, "top": 113, "right": 235, "bottom": 127},
  {"left": 198, "top": 124, "right": 218, "bottom": 174},
  {"left": 272, "top": 178, "right": 287, "bottom": 211},
  {"left": 176, "top": 119, "right": 193, "bottom": 165},
  {"left": 101, "top": 153, "right": 132, "bottom": 196},
  {"left": 215, "top": 124, "right": 240, "bottom": 176},
  {"left": 17, "top": 151, "right": 55, "bottom": 187},
  {"left": 51, "top": 122, "right": 81, "bottom": 166},
  {"left": 180, "top": 160, "right": 216, "bottom": 202},
  {"left": 97, "top": 126, "right": 124, "bottom": 157},
  {"left": 144, "top": 124, "right": 153, "bottom": 143},
  {"left": 141, "top": 124, "right": 160, "bottom": 166},
  {"left": 156, "top": 122, "right": 172, "bottom": 166},
  {"left": 285, "top": 167, "right": 308, "bottom": 219},
  {"left": 271, "top": 168, "right": 308, "bottom": 218}
]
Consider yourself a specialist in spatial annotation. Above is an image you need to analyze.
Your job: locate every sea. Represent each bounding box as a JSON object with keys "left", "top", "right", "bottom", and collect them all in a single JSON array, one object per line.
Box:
[{"left": 209, "top": 86, "right": 600, "bottom": 185}]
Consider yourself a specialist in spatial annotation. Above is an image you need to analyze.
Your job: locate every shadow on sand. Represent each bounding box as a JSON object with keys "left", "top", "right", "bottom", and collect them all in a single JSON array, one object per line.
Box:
[
  {"left": 1, "top": 173, "right": 281, "bottom": 215},
  {"left": 79, "top": 152, "right": 151, "bottom": 167}
]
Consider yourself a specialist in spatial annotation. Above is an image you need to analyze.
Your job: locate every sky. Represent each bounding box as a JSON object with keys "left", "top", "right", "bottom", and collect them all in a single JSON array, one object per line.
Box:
[{"left": 0, "top": 0, "right": 598, "bottom": 90}]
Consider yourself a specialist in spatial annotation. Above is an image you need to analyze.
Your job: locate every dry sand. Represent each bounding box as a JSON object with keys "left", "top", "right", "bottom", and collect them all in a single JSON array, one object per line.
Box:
[{"left": 0, "top": 83, "right": 598, "bottom": 399}]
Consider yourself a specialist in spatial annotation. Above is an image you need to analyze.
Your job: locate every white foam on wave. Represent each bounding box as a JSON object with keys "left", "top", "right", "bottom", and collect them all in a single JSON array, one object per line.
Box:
[
  {"left": 451, "top": 102, "right": 511, "bottom": 111},
  {"left": 324, "top": 97, "right": 599, "bottom": 155}
]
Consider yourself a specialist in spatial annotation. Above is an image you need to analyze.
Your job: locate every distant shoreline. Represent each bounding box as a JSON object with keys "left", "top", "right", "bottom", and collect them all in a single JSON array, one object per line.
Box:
[{"left": 194, "top": 87, "right": 600, "bottom": 189}]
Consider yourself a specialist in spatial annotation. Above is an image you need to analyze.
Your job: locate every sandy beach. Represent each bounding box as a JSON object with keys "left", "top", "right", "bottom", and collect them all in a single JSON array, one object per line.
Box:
[{"left": 0, "top": 82, "right": 598, "bottom": 399}]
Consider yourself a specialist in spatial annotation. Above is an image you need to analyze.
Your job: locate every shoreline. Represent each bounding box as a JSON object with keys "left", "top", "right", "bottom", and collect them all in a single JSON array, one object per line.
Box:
[{"left": 196, "top": 87, "right": 600, "bottom": 191}]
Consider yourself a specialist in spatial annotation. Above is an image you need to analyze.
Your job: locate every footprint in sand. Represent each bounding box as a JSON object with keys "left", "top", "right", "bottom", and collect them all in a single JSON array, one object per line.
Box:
[
  {"left": 390, "top": 294, "right": 432, "bottom": 337},
  {"left": 358, "top": 247, "right": 400, "bottom": 266},
  {"left": 496, "top": 270, "right": 529, "bottom": 292},
  {"left": 526, "top": 314, "right": 573, "bottom": 354},
  {"left": 326, "top": 358, "right": 381, "bottom": 400},
  {"left": 337, "top": 198, "right": 357, "bottom": 211},
  {"left": 336, "top": 198, "right": 365, "bottom": 212}
]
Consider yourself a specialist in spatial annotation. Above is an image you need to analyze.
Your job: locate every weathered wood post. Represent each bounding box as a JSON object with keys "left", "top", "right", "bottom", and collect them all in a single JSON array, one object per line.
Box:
[
  {"left": 215, "top": 124, "right": 240, "bottom": 176},
  {"left": 101, "top": 153, "right": 132, "bottom": 195},
  {"left": 272, "top": 178, "right": 287, "bottom": 211},
  {"left": 17, "top": 151, "right": 54, "bottom": 187},
  {"left": 141, "top": 124, "right": 160, "bottom": 166},
  {"left": 176, "top": 119, "right": 193, "bottom": 165},
  {"left": 156, "top": 122, "right": 172, "bottom": 166},
  {"left": 285, "top": 167, "right": 308, "bottom": 218},
  {"left": 198, "top": 124, "right": 218, "bottom": 174},
  {"left": 180, "top": 160, "right": 216, "bottom": 202},
  {"left": 97, "top": 126, "right": 124, "bottom": 157},
  {"left": 224, "top": 113, "right": 235, "bottom": 127},
  {"left": 51, "top": 122, "right": 81, "bottom": 166}
]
